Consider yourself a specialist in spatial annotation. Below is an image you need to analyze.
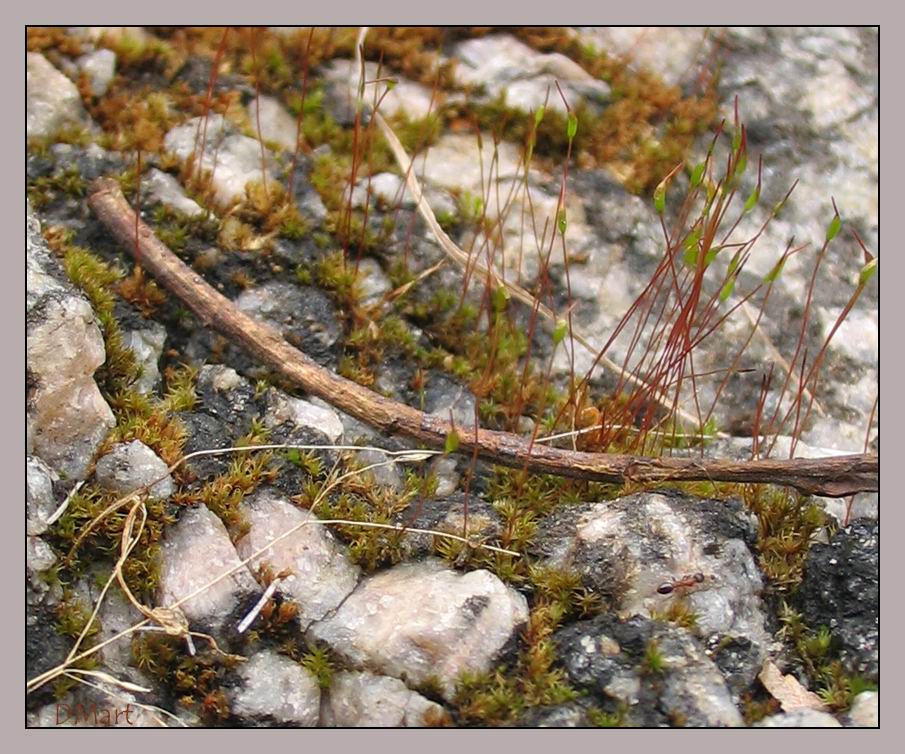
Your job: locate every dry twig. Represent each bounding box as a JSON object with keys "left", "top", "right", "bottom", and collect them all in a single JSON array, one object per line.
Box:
[{"left": 88, "top": 178, "right": 877, "bottom": 497}]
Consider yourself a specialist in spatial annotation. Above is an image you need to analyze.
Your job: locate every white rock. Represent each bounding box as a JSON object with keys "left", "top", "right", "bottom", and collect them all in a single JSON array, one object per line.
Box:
[
  {"left": 231, "top": 650, "right": 320, "bottom": 727},
  {"left": 157, "top": 505, "right": 258, "bottom": 627},
  {"left": 453, "top": 35, "right": 610, "bottom": 114},
  {"left": 123, "top": 323, "right": 167, "bottom": 394},
  {"left": 94, "top": 440, "right": 175, "bottom": 499},
  {"left": 415, "top": 132, "right": 521, "bottom": 192},
  {"left": 235, "top": 489, "right": 359, "bottom": 626},
  {"left": 322, "top": 59, "right": 437, "bottom": 121},
  {"left": 27, "top": 53, "right": 88, "bottom": 140},
  {"left": 145, "top": 169, "right": 205, "bottom": 218},
  {"left": 755, "top": 709, "right": 842, "bottom": 727},
  {"left": 264, "top": 391, "right": 344, "bottom": 444},
  {"left": 309, "top": 558, "right": 529, "bottom": 699},
  {"left": 352, "top": 448, "right": 403, "bottom": 491},
  {"left": 248, "top": 95, "right": 300, "bottom": 153},
  {"left": 27, "top": 456, "right": 58, "bottom": 536},
  {"left": 323, "top": 670, "right": 447, "bottom": 727},
  {"left": 356, "top": 257, "right": 393, "bottom": 305},
  {"left": 163, "top": 114, "right": 277, "bottom": 209},
  {"left": 77, "top": 48, "right": 117, "bottom": 97},
  {"left": 27, "top": 294, "right": 115, "bottom": 480},
  {"left": 844, "top": 690, "right": 878, "bottom": 727},
  {"left": 575, "top": 27, "right": 711, "bottom": 88},
  {"left": 350, "top": 172, "right": 405, "bottom": 209}
]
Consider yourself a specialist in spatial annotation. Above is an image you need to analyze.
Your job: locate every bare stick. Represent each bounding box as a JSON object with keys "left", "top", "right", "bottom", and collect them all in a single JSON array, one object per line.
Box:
[{"left": 88, "top": 178, "right": 877, "bottom": 497}]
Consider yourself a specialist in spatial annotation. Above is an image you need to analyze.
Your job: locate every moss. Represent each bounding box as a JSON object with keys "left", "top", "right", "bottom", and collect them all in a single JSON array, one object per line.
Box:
[
  {"left": 131, "top": 631, "right": 240, "bottom": 724},
  {"left": 744, "top": 485, "right": 827, "bottom": 591},
  {"left": 777, "top": 603, "right": 877, "bottom": 713},
  {"left": 27, "top": 166, "right": 88, "bottom": 209}
]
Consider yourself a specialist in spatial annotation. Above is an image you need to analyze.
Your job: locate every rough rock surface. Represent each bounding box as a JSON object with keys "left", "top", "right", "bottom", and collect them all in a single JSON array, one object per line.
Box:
[
  {"left": 27, "top": 456, "right": 58, "bottom": 537},
  {"left": 163, "top": 114, "right": 277, "bottom": 209},
  {"left": 27, "top": 207, "right": 114, "bottom": 480},
  {"left": 795, "top": 520, "right": 878, "bottom": 682},
  {"left": 94, "top": 439, "right": 175, "bottom": 499},
  {"left": 230, "top": 650, "right": 321, "bottom": 727},
  {"left": 554, "top": 614, "right": 743, "bottom": 727},
  {"left": 157, "top": 505, "right": 258, "bottom": 630},
  {"left": 235, "top": 488, "right": 360, "bottom": 627},
  {"left": 309, "top": 558, "right": 529, "bottom": 699},
  {"left": 754, "top": 709, "right": 842, "bottom": 728},
  {"left": 27, "top": 52, "right": 88, "bottom": 139},
  {"left": 322, "top": 670, "right": 448, "bottom": 727}
]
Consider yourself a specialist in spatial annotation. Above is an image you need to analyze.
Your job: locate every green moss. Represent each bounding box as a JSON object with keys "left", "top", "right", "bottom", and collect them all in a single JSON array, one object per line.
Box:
[
  {"left": 744, "top": 485, "right": 827, "bottom": 591},
  {"left": 777, "top": 603, "right": 877, "bottom": 713}
]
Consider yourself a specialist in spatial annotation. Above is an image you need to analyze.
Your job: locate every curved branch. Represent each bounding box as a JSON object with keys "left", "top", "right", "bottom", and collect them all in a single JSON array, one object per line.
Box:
[{"left": 88, "top": 178, "right": 877, "bottom": 498}]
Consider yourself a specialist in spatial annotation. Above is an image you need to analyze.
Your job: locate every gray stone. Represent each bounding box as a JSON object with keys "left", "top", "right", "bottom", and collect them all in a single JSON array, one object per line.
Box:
[
  {"left": 350, "top": 172, "right": 405, "bottom": 209},
  {"left": 356, "top": 257, "right": 393, "bottom": 306},
  {"left": 352, "top": 448, "right": 403, "bottom": 491},
  {"left": 248, "top": 95, "right": 301, "bottom": 153},
  {"left": 534, "top": 490, "right": 769, "bottom": 692},
  {"left": 322, "top": 59, "right": 436, "bottom": 124},
  {"left": 94, "top": 440, "right": 175, "bottom": 499},
  {"left": 123, "top": 323, "right": 167, "bottom": 395},
  {"left": 163, "top": 114, "right": 277, "bottom": 209},
  {"left": 27, "top": 53, "right": 88, "bottom": 140},
  {"left": 230, "top": 650, "right": 320, "bottom": 727},
  {"left": 145, "top": 168, "right": 206, "bottom": 218},
  {"left": 453, "top": 35, "right": 610, "bottom": 115},
  {"left": 428, "top": 455, "right": 460, "bottom": 498},
  {"left": 28, "top": 291, "right": 115, "bottom": 481},
  {"left": 423, "top": 372, "right": 477, "bottom": 432},
  {"left": 264, "top": 390, "right": 344, "bottom": 444},
  {"left": 322, "top": 670, "right": 447, "bottom": 727},
  {"left": 157, "top": 505, "right": 258, "bottom": 628},
  {"left": 27, "top": 456, "right": 58, "bottom": 536},
  {"left": 755, "top": 709, "right": 842, "bottom": 727},
  {"left": 575, "top": 27, "right": 711, "bottom": 88},
  {"left": 309, "top": 558, "right": 528, "bottom": 699},
  {"left": 235, "top": 281, "right": 341, "bottom": 366},
  {"left": 842, "top": 690, "right": 878, "bottom": 727},
  {"left": 77, "top": 48, "right": 117, "bottom": 97},
  {"left": 555, "top": 614, "right": 743, "bottom": 727},
  {"left": 235, "top": 488, "right": 359, "bottom": 627}
]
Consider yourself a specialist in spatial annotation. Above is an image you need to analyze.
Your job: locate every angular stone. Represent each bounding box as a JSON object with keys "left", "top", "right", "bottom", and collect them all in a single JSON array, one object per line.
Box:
[
  {"left": 27, "top": 456, "right": 58, "bottom": 536},
  {"left": 94, "top": 440, "right": 175, "bottom": 499},
  {"left": 122, "top": 323, "right": 167, "bottom": 395},
  {"left": 157, "top": 505, "right": 257, "bottom": 628},
  {"left": 77, "top": 48, "right": 116, "bottom": 97},
  {"left": 163, "top": 114, "right": 277, "bottom": 209},
  {"left": 264, "top": 391, "right": 344, "bottom": 444},
  {"left": 145, "top": 168, "right": 205, "bottom": 218},
  {"left": 235, "top": 489, "right": 359, "bottom": 627},
  {"left": 27, "top": 293, "right": 115, "bottom": 481},
  {"left": 309, "top": 558, "right": 528, "bottom": 699},
  {"left": 230, "top": 650, "right": 320, "bottom": 727},
  {"left": 248, "top": 95, "right": 300, "bottom": 153},
  {"left": 453, "top": 35, "right": 610, "bottom": 114},
  {"left": 322, "top": 671, "right": 448, "bottom": 727},
  {"left": 27, "top": 53, "right": 88, "bottom": 140}
]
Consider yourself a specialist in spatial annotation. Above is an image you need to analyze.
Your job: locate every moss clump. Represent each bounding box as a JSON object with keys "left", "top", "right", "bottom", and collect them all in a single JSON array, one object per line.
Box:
[
  {"left": 131, "top": 632, "right": 240, "bottom": 724},
  {"left": 744, "top": 485, "right": 827, "bottom": 591},
  {"left": 27, "top": 166, "right": 88, "bottom": 210}
]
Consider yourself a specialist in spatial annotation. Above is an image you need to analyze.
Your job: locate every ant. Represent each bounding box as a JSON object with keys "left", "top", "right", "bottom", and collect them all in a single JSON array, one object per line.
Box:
[{"left": 657, "top": 572, "right": 706, "bottom": 596}]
